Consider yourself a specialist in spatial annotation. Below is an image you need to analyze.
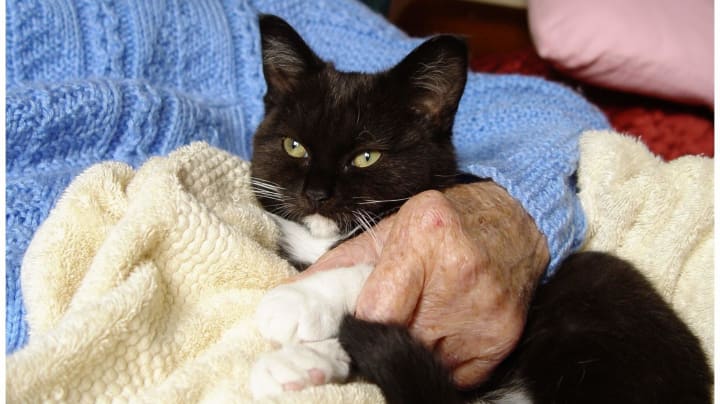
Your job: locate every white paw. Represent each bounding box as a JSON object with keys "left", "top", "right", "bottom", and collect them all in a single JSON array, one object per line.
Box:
[
  {"left": 250, "top": 339, "right": 351, "bottom": 399},
  {"left": 255, "top": 283, "right": 344, "bottom": 344}
]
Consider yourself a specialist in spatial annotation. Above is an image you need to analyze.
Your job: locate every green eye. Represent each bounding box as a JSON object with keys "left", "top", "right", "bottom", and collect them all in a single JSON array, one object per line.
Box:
[
  {"left": 352, "top": 151, "right": 382, "bottom": 168},
  {"left": 283, "top": 137, "right": 308, "bottom": 158}
]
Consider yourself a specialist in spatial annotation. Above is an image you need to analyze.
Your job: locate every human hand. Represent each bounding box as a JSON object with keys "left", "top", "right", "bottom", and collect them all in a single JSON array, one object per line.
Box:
[{"left": 301, "top": 181, "right": 549, "bottom": 388}]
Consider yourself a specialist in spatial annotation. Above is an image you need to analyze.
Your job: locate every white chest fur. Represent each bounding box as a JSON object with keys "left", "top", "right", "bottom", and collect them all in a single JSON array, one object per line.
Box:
[{"left": 272, "top": 214, "right": 343, "bottom": 265}]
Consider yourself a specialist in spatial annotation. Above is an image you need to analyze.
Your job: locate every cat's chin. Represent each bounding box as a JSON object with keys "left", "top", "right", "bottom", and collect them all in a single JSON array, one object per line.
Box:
[{"left": 302, "top": 214, "right": 341, "bottom": 238}]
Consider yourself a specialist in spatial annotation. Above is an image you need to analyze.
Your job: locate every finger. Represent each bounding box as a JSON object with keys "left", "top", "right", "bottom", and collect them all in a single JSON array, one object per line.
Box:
[
  {"left": 354, "top": 222, "right": 425, "bottom": 324},
  {"left": 280, "top": 239, "right": 367, "bottom": 284},
  {"left": 301, "top": 241, "right": 364, "bottom": 275},
  {"left": 290, "top": 216, "right": 394, "bottom": 281},
  {"left": 433, "top": 315, "right": 521, "bottom": 387},
  {"left": 452, "top": 358, "right": 496, "bottom": 389},
  {"left": 285, "top": 241, "right": 364, "bottom": 283},
  {"left": 355, "top": 255, "right": 423, "bottom": 324}
]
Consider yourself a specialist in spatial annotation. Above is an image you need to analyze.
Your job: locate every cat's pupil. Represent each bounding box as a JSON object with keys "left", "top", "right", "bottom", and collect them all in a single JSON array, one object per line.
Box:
[
  {"left": 351, "top": 151, "right": 381, "bottom": 168},
  {"left": 283, "top": 137, "right": 308, "bottom": 158}
]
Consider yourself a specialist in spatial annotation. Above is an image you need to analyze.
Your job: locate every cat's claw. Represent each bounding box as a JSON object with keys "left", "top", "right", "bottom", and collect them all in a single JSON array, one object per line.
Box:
[{"left": 250, "top": 339, "right": 351, "bottom": 399}]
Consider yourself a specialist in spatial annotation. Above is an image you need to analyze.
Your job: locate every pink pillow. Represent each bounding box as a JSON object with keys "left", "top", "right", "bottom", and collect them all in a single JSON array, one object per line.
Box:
[{"left": 528, "top": 0, "right": 713, "bottom": 108}]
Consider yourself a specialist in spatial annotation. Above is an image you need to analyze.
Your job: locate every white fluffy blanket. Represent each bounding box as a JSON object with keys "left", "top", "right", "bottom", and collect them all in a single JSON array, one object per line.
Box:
[
  {"left": 9, "top": 132, "right": 713, "bottom": 402},
  {"left": 577, "top": 130, "right": 713, "bottom": 359}
]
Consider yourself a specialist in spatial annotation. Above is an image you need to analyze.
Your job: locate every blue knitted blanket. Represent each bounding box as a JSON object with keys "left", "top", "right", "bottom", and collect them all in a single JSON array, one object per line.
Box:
[{"left": 6, "top": 0, "right": 609, "bottom": 353}]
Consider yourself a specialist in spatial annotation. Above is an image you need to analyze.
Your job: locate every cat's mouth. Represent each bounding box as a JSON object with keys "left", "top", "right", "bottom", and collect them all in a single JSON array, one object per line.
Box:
[
  {"left": 300, "top": 208, "right": 395, "bottom": 241},
  {"left": 304, "top": 202, "right": 403, "bottom": 239},
  {"left": 250, "top": 181, "right": 398, "bottom": 239}
]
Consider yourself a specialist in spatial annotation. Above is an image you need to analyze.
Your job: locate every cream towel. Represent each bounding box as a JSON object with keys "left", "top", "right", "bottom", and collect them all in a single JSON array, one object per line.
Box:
[
  {"left": 578, "top": 130, "right": 713, "bottom": 360},
  {"left": 9, "top": 132, "right": 713, "bottom": 402},
  {"left": 10, "top": 142, "right": 383, "bottom": 403}
]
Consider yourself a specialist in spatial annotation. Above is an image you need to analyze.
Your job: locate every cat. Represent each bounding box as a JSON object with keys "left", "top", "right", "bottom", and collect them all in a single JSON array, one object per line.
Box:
[
  {"left": 249, "top": 14, "right": 465, "bottom": 270},
  {"left": 249, "top": 15, "right": 712, "bottom": 404}
]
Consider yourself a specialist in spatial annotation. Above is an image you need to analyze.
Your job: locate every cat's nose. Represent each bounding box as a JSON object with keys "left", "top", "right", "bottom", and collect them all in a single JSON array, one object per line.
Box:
[{"left": 304, "top": 188, "right": 331, "bottom": 203}]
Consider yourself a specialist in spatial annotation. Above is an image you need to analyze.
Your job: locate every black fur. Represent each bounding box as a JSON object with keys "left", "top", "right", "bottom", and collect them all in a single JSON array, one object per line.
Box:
[
  {"left": 252, "top": 15, "right": 712, "bottom": 404},
  {"left": 339, "top": 252, "right": 712, "bottom": 404},
  {"left": 339, "top": 316, "right": 464, "bottom": 404},
  {"left": 494, "top": 252, "right": 712, "bottom": 404}
]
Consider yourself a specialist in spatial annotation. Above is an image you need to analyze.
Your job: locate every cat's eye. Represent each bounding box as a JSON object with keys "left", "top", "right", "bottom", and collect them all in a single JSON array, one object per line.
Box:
[
  {"left": 352, "top": 151, "right": 382, "bottom": 168},
  {"left": 282, "top": 137, "right": 308, "bottom": 158}
]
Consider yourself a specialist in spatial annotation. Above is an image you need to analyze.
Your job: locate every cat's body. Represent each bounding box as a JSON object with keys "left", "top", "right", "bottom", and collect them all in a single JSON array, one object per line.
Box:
[
  {"left": 475, "top": 252, "right": 712, "bottom": 404},
  {"left": 249, "top": 15, "right": 711, "bottom": 404}
]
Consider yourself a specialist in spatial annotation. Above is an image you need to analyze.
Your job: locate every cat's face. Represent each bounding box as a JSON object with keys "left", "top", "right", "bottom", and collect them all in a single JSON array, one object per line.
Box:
[{"left": 251, "top": 15, "right": 468, "bottom": 237}]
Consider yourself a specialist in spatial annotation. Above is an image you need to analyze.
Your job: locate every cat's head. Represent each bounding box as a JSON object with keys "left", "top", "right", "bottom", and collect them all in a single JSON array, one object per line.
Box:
[{"left": 251, "top": 15, "right": 468, "bottom": 238}]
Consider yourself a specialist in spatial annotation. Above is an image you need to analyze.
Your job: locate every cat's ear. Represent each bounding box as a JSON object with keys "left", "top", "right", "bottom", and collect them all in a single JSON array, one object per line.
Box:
[
  {"left": 259, "top": 15, "right": 324, "bottom": 103},
  {"left": 391, "top": 35, "right": 468, "bottom": 128}
]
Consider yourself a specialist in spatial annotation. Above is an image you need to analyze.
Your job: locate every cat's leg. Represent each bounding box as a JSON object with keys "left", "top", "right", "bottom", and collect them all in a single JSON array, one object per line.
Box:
[
  {"left": 255, "top": 263, "right": 373, "bottom": 344},
  {"left": 250, "top": 338, "right": 351, "bottom": 399},
  {"left": 252, "top": 264, "right": 372, "bottom": 398}
]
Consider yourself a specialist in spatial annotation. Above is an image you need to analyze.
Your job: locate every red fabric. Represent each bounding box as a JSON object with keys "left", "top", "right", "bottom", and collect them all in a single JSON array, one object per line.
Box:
[{"left": 470, "top": 49, "right": 714, "bottom": 160}]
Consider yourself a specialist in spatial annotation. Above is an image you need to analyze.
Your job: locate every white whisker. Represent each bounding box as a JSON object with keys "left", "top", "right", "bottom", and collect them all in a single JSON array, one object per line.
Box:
[
  {"left": 252, "top": 190, "right": 285, "bottom": 201},
  {"left": 250, "top": 177, "right": 285, "bottom": 190},
  {"left": 250, "top": 177, "right": 288, "bottom": 203},
  {"left": 353, "top": 209, "right": 381, "bottom": 255},
  {"left": 251, "top": 183, "right": 282, "bottom": 191},
  {"left": 355, "top": 197, "right": 410, "bottom": 205}
]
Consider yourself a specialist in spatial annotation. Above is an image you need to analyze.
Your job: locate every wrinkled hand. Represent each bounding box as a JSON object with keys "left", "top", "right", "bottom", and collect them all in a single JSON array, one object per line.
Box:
[{"left": 300, "top": 181, "right": 549, "bottom": 388}]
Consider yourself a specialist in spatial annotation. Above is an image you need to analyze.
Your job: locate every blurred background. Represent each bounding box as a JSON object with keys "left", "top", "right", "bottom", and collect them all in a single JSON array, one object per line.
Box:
[
  {"left": 386, "top": 0, "right": 532, "bottom": 58},
  {"left": 361, "top": 0, "right": 714, "bottom": 161}
]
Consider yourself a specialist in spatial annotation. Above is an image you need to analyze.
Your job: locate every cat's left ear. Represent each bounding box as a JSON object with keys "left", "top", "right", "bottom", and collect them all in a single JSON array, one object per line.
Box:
[
  {"left": 391, "top": 35, "right": 468, "bottom": 129},
  {"left": 259, "top": 15, "right": 325, "bottom": 104}
]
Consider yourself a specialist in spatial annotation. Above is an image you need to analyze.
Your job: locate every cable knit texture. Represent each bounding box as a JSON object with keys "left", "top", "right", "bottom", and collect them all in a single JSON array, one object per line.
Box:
[{"left": 6, "top": 0, "right": 609, "bottom": 353}]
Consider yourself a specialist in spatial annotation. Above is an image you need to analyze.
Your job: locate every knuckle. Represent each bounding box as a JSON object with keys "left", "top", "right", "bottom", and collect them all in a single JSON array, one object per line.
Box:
[
  {"left": 404, "top": 190, "right": 447, "bottom": 211},
  {"left": 418, "top": 207, "right": 449, "bottom": 232},
  {"left": 403, "top": 193, "right": 457, "bottom": 232}
]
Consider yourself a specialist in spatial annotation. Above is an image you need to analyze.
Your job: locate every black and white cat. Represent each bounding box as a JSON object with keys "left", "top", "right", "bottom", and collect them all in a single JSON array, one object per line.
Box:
[{"left": 248, "top": 15, "right": 711, "bottom": 404}]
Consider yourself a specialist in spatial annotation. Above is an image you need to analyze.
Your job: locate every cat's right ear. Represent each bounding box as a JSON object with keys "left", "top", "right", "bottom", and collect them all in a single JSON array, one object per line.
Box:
[
  {"left": 259, "top": 15, "right": 324, "bottom": 104},
  {"left": 389, "top": 35, "right": 468, "bottom": 131}
]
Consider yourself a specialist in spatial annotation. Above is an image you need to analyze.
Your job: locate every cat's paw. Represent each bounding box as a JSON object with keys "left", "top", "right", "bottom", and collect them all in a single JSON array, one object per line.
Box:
[
  {"left": 255, "top": 283, "right": 345, "bottom": 344},
  {"left": 250, "top": 339, "right": 351, "bottom": 399}
]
